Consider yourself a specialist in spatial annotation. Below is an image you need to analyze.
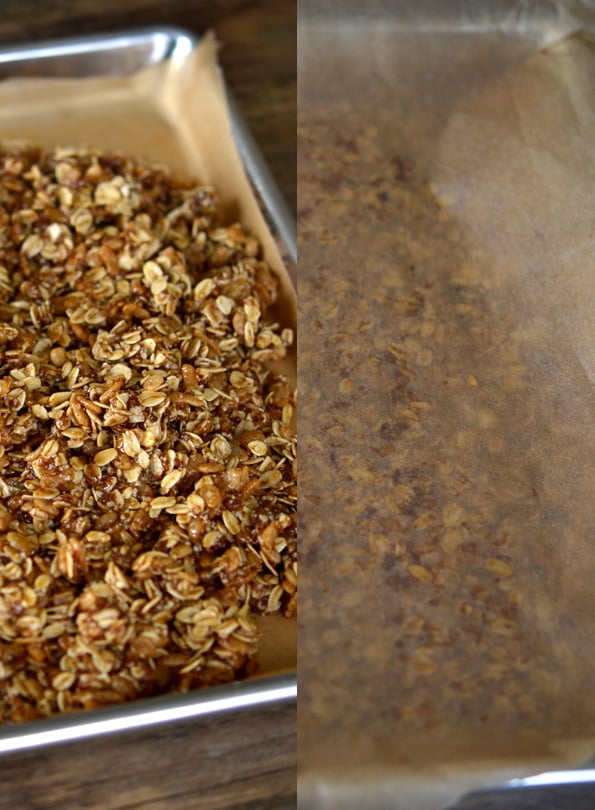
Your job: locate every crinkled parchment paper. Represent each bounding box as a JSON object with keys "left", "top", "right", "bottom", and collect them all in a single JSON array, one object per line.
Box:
[
  {"left": 298, "top": 1, "right": 594, "bottom": 807},
  {"left": 0, "top": 35, "right": 296, "bottom": 675}
]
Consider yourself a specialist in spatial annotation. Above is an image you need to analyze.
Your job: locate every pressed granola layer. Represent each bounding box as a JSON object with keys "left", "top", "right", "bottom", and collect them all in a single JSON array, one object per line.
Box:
[{"left": 0, "top": 144, "right": 296, "bottom": 723}]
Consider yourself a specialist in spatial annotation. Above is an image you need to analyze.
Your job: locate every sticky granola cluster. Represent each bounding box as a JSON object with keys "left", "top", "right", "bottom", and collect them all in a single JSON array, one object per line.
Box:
[{"left": 0, "top": 144, "right": 296, "bottom": 723}]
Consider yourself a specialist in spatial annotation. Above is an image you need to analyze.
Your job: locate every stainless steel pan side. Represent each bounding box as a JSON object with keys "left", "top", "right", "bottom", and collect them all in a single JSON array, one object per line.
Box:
[{"left": 0, "top": 672, "right": 296, "bottom": 754}]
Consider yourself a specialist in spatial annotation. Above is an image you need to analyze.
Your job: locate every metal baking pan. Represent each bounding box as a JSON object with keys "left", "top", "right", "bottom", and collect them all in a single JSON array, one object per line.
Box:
[
  {"left": 0, "top": 27, "right": 296, "bottom": 753},
  {"left": 298, "top": 1, "right": 594, "bottom": 808},
  {"left": 0, "top": 28, "right": 296, "bottom": 268}
]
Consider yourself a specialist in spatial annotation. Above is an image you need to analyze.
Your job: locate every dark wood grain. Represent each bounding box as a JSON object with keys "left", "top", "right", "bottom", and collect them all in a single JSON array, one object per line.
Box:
[
  {"left": 0, "top": 2, "right": 296, "bottom": 807},
  {"left": 0, "top": 700, "right": 296, "bottom": 809}
]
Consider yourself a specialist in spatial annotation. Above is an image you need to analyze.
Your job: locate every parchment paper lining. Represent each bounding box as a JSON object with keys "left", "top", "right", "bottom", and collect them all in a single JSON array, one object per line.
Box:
[{"left": 299, "top": 3, "right": 594, "bottom": 808}]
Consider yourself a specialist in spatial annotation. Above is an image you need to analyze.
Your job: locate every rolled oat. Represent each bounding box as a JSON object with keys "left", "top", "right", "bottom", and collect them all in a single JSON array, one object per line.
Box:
[{"left": 0, "top": 143, "right": 296, "bottom": 723}]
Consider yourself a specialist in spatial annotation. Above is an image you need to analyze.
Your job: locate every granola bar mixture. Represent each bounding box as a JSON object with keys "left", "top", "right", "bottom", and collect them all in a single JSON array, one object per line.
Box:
[
  {"left": 0, "top": 143, "right": 296, "bottom": 723},
  {"left": 298, "top": 98, "right": 595, "bottom": 770}
]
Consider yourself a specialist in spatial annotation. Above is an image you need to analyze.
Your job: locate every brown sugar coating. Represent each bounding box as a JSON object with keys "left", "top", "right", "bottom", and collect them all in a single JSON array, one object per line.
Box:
[{"left": 0, "top": 143, "right": 296, "bottom": 723}]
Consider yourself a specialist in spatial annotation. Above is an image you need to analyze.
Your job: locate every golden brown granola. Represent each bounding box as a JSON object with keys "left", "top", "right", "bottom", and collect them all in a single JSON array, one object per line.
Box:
[{"left": 0, "top": 143, "right": 296, "bottom": 723}]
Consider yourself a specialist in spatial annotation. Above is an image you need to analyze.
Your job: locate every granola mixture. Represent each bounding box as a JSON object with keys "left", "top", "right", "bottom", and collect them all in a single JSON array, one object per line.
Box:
[
  {"left": 0, "top": 143, "right": 296, "bottom": 723},
  {"left": 298, "top": 99, "right": 595, "bottom": 770}
]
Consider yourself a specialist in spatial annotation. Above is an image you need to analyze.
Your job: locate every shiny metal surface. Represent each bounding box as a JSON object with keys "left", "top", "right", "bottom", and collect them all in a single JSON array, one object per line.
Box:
[
  {"left": 448, "top": 769, "right": 595, "bottom": 809},
  {"left": 0, "top": 27, "right": 296, "bottom": 752},
  {"left": 0, "top": 28, "right": 193, "bottom": 77},
  {"left": 0, "top": 673, "right": 296, "bottom": 754}
]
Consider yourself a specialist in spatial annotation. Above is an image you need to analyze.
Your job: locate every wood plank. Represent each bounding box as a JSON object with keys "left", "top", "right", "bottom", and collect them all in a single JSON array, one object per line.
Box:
[{"left": 0, "top": 700, "right": 296, "bottom": 809}]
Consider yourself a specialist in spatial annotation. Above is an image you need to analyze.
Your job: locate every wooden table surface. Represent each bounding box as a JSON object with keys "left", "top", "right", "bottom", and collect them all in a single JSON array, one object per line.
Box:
[{"left": 0, "top": 2, "right": 296, "bottom": 809}]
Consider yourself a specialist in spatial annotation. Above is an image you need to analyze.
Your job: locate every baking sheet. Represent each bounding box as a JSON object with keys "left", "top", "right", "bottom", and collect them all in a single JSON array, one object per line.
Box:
[
  {"left": 298, "top": 1, "right": 594, "bottom": 808},
  {"left": 0, "top": 30, "right": 296, "bottom": 745}
]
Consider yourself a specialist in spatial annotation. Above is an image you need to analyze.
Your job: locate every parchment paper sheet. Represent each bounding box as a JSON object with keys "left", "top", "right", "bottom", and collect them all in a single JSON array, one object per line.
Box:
[
  {"left": 299, "top": 1, "right": 594, "bottom": 807},
  {"left": 0, "top": 36, "right": 296, "bottom": 675}
]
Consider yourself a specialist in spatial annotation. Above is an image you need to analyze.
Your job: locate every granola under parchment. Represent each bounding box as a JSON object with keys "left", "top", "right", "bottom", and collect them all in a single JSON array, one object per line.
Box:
[
  {"left": 0, "top": 143, "right": 296, "bottom": 723},
  {"left": 298, "top": 97, "right": 595, "bottom": 772}
]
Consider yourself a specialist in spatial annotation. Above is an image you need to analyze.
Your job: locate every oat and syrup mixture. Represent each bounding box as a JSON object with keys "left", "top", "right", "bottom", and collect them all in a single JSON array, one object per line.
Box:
[
  {"left": 0, "top": 144, "right": 296, "bottom": 723},
  {"left": 299, "top": 104, "right": 593, "bottom": 766}
]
